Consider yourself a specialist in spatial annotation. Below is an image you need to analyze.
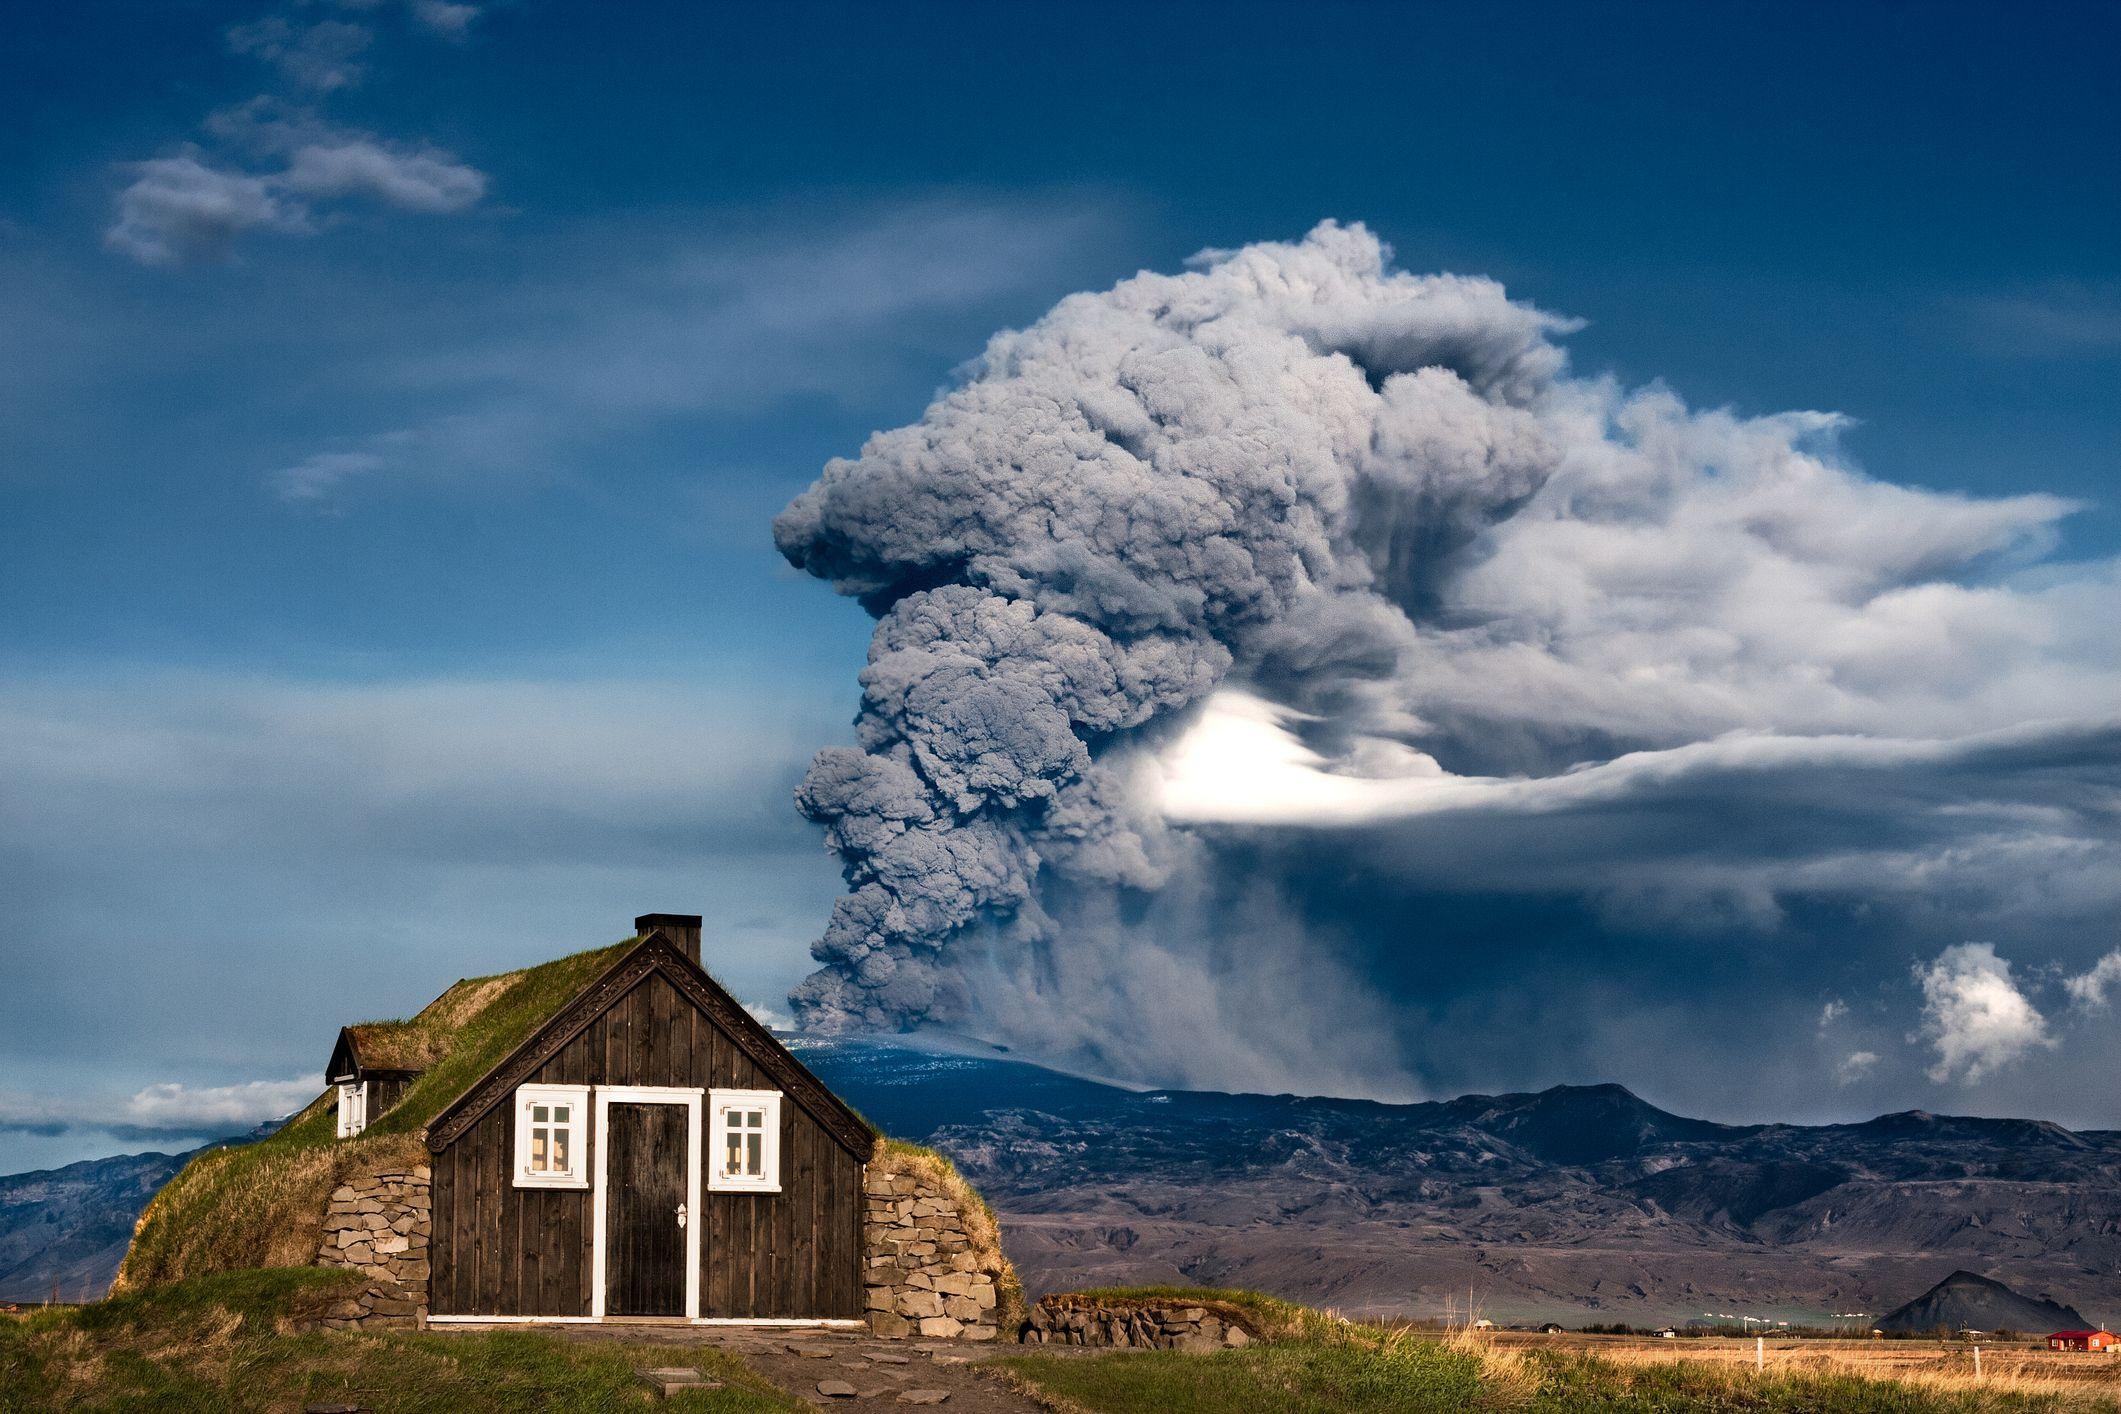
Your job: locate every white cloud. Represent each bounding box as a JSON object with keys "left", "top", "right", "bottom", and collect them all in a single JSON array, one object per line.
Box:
[
  {"left": 1819, "top": 999, "right": 1847, "bottom": 1027},
  {"left": 1835, "top": 1050, "right": 1879, "bottom": 1084},
  {"left": 0, "top": 1077, "right": 320, "bottom": 1140},
  {"left": 280, "top": 140, "right": 487, "bottom": 213},
  {"left": 106, "top": 128, "right": 487, "bottom": 265},
  {"left": 1914, "top": 943, "right": 2054, "bottom": 1084},
  {"left": 744, "top": 1001, "right": 793, "bottom": 1031},
  {"left": 2064, "top": 950, "right": 2121, "bottom": 1010},
  {"left": 270, "top": 448, "right": 390, "bottom": 502},
  {"left": 411, "top": 1, "right": 481, "bottom": 38},
  {"left": 103, "top": 155, "right": 308, "bottom": 265},
  {"left": 226, "top": 17, "right": 372, "bottom": 92}
]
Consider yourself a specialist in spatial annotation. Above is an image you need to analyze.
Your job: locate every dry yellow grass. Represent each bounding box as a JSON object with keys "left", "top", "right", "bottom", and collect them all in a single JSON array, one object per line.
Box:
[
  {"left": 1488, "top": 1329, "right": 2121, "bottom": 1405},
  {"left": 115, "top": 1122, "right": 427, "bottom": 1292}
]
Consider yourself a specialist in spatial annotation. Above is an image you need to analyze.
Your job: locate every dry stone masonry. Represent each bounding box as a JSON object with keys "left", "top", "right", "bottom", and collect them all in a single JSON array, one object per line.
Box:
[
  {"left": 313, "top": 1166, "right": 431, "bottom": 1327},
  {"left": 1022, "top": 1295, "right": 1259, "bottom": 1350},
  {"left": 861, "top": 1157, "right": 1005, "bottom": 1341}
]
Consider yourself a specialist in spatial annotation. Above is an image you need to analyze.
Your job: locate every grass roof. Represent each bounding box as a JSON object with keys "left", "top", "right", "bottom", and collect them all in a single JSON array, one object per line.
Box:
[{"left": 118, "top": 937, "right": 636, "bottom": 1290}]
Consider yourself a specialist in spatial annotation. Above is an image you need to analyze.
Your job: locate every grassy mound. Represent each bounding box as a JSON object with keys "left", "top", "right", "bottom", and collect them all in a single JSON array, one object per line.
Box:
[
  {"left": 871, "top": 1137, "right": 1026, "bottom": 1336},
  {"left": 117, "top": 941, "right": 632, "bottom": 1291},
  {"left": 1, "top": 1267, "right": 794, "bottom": 1412}
]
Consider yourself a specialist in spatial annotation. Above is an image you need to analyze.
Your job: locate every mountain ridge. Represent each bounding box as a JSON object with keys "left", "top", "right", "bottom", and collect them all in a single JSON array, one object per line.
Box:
[
  {"left": 795, "top": 1037, "right": 2121, "bottom": 1324},
  {"left": 6, "top": 1048, "right": 2116, "bottom": 1323}
]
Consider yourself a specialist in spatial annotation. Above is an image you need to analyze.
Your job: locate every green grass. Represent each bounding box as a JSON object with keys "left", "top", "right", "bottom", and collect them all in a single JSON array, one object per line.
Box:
[
  {"left": 999, "top": 1333, "right": 1490, "bottom": 1413},
  {"left": 1001, "top": 1291, "right": 2117, "bottom": 1414},
  {"left": 0, "top": 1267, "right": 798, "bottom": 1413}
]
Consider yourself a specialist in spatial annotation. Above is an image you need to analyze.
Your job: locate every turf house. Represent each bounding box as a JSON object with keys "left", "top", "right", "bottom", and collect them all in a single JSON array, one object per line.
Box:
[{"left": 117, "top": 914, "right": 1020, "bottom": 1337}]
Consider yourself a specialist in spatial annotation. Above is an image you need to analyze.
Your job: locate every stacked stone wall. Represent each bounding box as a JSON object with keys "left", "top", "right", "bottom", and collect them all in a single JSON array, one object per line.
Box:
[
  {"left": 860, "top": 1153, "right": 1012, "bottom": 1341},
  {"left": 313, "top": 1166, "right": 430, "bottom": 1327},
  {"left": 1023, "top": 1295, "right": 1259, "bottom": 1350}
]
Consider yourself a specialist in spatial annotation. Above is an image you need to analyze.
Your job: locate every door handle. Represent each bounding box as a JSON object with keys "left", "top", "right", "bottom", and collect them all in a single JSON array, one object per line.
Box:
[{"left": 675, "top": 1203, "right": 688, "bottom": 1229}]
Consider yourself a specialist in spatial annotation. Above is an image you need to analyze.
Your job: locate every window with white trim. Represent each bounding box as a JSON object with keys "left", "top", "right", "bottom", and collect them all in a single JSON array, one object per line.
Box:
[
  {"left": 335, "top": 1081, "right": 368, "bottom": 1138},
  {"left": 513, "top": 1084, "right": 590, "bottom": 1188},
  {"left": 709, "top": 1089, "right": 781, "bottom": 1192}
]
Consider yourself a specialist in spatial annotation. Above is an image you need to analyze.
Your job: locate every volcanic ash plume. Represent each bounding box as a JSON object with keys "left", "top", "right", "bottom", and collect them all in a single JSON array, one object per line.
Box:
[
  {"left": 775, "top": 221, "right": 2120, "bottom": 1103},
  {"left": 772, "top": 221, "right": 1568, "bottom": 1038}
]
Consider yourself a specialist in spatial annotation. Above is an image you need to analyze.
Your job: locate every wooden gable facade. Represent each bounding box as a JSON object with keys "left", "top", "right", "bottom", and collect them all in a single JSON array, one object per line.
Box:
[{"left": 420, "top": 916, "right": 872, "bottom": 1323}]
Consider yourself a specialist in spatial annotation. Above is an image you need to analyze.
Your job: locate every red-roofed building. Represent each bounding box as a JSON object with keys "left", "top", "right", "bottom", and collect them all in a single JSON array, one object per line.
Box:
[{"left": 2047, "top": 1330, "right": 2116, "bottom": 1352}]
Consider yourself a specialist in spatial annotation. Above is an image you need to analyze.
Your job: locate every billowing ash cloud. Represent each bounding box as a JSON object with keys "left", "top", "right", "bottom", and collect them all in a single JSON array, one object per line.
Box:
[
  {"left": 775, "top": 225, "right": 1561, "bottom": 1029},
  {"left": 776, "top": 222, "right": 2121, "bottom": 1111}
]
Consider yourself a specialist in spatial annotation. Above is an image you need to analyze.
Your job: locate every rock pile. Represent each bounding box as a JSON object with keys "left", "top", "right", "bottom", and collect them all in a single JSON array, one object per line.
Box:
[
  {"left": 861, "top": 1157, "right": 1005, "bottom": 1341},
  {"left": 313, "top": 1166, "right": 430, "bottom": 1326},
  {"left": 1022, "top": 1296, "right": 1259, "bottom": 1350}
]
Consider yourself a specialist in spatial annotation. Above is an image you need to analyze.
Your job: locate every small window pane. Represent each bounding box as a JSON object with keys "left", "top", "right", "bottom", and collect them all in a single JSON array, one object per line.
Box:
[
  {"left": 531, "top": 1131, "right": 547, "bottom": 1167},
  {"left": 551, "top": 1130, "right": 569, "bottom": 1170}
]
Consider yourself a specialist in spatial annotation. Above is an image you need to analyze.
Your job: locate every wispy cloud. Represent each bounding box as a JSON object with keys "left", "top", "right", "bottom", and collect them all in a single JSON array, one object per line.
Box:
[
  {"left": 261, "top": 196, "right": 1116, "bottom": 503},
  {"left": 1835, "top": 1050, "right": 1879, "bottom": 1085},
  {"left": 107, "top": 5, "right": 487, "bottom": 265},
  {"left": 410, "top": 1, "right": 481, "bottom": 39},
  {"left": 1945, "top": 284, "right": 2121, "bottom": 358},
  {"left": 0, "top": 1077, "right": 320, "bottom": 1141},
  {"left": 227, "top": 16, "right": 373, "bottom": 92},
  {"left": 2064, "top": 949, "right": 2121, "bottom": 1010}
]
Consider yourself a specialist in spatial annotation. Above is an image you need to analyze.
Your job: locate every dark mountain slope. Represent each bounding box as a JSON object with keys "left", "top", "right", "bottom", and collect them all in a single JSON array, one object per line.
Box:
[
  {"left": 795, "top": 1037, "right": 2121, "bottom": 1324},
  {"left": 0, "top": 1149, "right": 197, "bottom": 1302},
  {"left": 1877, "top": 1270, "right": 2088, "bottom": 1334}
]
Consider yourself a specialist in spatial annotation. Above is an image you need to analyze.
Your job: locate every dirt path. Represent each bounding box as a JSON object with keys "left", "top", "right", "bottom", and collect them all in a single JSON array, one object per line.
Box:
[{"left": 527, "top": 1323, "right": 1068, "bottom": 1410}]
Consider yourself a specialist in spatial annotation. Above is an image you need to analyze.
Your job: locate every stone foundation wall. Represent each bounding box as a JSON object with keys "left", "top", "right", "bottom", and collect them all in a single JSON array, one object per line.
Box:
[
  {"left": 1022, "top": 1296, "right": 1258, "bottom": 1350},
  {"left": 860, "top": 1150, "right": 1012, "bottom": 1341},
  {"left": 313, "top": 1166, "right": 430, "bottom": 1327}
]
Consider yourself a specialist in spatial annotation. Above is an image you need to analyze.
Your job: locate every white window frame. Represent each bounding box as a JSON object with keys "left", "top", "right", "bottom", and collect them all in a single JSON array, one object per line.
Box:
[
  {"left": 708, "top": 1088, "right": 782, "bottom": 1193},
  {"left": 336, "top": 1080, "right": 368, "bottom": 1138},
  {"left": 513, "top": 1084, "right": 591, "bottom": 1189}
]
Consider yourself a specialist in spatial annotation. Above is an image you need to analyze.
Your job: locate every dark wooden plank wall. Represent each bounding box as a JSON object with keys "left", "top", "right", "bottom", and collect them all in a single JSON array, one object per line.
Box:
[
  {"left": 429, "top": 970, "right": 862, "bottom": 1318},
  {"left": 367, "top": 1073, "right": 414, "bottom": 1119}
]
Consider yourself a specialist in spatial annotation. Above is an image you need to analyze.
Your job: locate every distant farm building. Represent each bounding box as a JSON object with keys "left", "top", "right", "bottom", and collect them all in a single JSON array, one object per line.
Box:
[{"left": 2048, "top": 1330, "right": 2117, "bottom": 1352}]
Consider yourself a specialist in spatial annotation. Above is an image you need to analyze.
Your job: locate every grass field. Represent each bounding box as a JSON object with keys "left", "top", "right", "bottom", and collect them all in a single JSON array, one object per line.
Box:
[
  {"left": 998, "top": 1296, "right": 2121, "bottom": 1413},
  {"left": 1492, "top": 1330, "right": 2121, "bottom": 1395},
  {"left": 0, "top": 1269, "right": 798, "bottom": 1412}
]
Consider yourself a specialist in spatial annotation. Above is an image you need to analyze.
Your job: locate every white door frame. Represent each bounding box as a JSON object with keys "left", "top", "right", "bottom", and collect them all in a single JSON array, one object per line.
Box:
[{"left": 590, "top": 1085, "right": 703, "bottom": 1321}]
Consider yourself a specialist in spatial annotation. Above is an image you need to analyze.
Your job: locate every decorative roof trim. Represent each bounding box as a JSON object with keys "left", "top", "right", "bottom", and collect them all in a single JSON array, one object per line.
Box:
[{"left": 423, "top": 933, "right": 872, "bottom": 1156}]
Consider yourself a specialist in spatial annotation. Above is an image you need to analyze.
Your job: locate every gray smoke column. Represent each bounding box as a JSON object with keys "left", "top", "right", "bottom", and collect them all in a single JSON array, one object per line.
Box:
[{"left": 773, "top": 221, "right": 1569, "bottom": 1034}]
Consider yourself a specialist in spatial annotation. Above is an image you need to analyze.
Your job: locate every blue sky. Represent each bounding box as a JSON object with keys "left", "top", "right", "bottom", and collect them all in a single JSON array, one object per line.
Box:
[{"left": 1, "top": 0, "right": 2116, "bottom": 1172}]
